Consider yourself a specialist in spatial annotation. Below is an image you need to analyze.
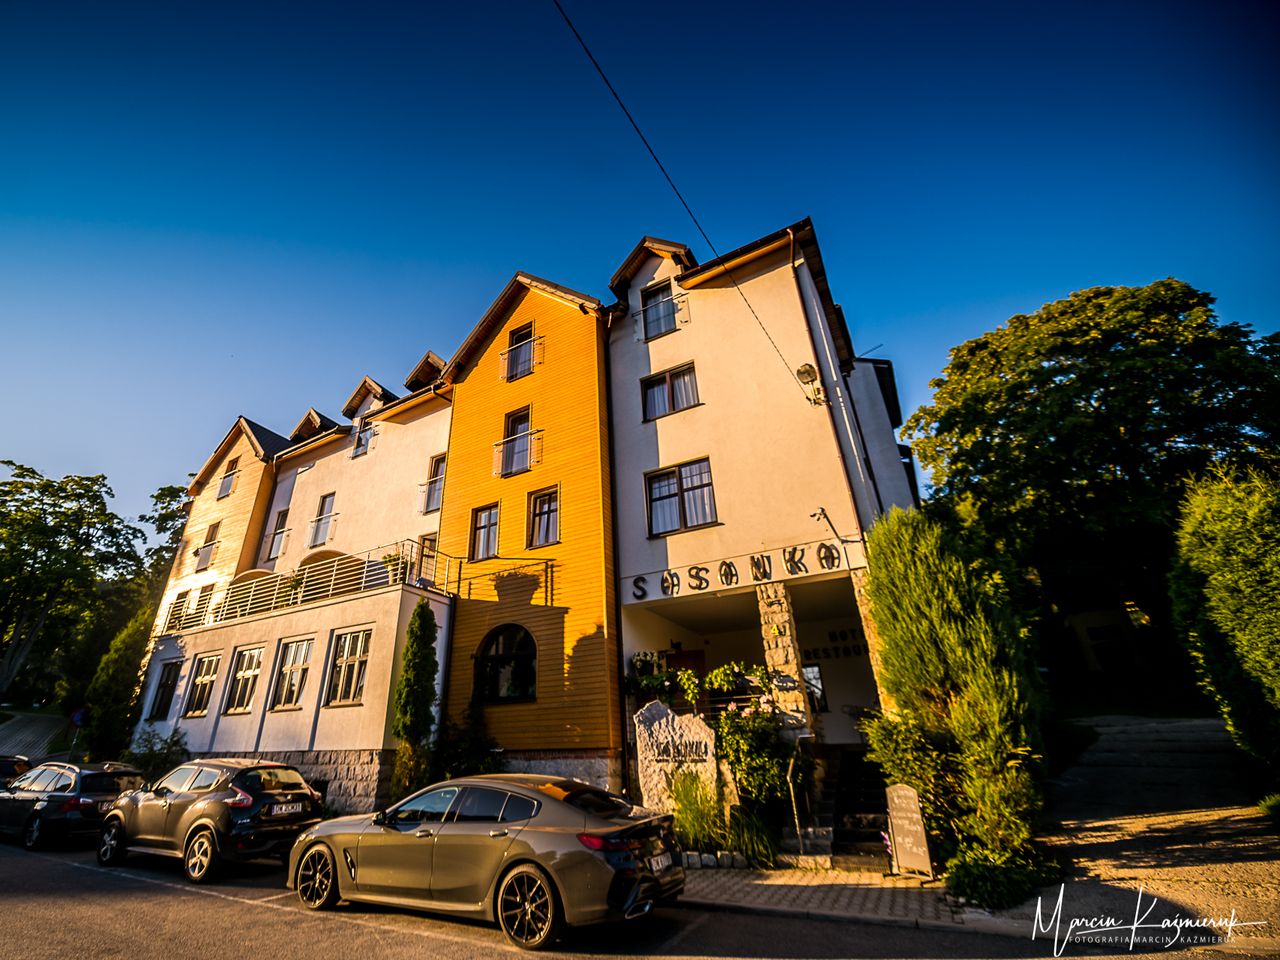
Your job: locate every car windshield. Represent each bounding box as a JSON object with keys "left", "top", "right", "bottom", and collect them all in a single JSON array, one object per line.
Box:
[
  {"left": 235, "top": 767, "right": 308, "bottom": 793},
  {"left": 81, "top": 772, "right": 143, "bottom": 794}
]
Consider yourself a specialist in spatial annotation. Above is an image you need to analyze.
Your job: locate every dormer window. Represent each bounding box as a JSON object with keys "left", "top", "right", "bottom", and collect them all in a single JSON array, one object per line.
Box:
[
  {"left": 217, "top": 458, "right": 239, "bottom": 499},
  {"left": 641, "top": 281, "right": 677, "bottom": 339},
  {"left": 352, "top": 419, "right": 374, "bottom": 458}
]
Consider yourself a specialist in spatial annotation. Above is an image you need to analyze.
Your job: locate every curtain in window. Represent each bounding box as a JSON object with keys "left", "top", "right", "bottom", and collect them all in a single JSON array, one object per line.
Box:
[
  {"left": 643, "top": 378, "right": 669, "bottom": 419},
  {"left": 680, "top": 460, "right": 717, "bottom": 526},
  {"left": 648, "top": 473, "right": 681, "bottom": 533},
  {"left": 671, "top": 367, "right": 698, "bottom": 410}
]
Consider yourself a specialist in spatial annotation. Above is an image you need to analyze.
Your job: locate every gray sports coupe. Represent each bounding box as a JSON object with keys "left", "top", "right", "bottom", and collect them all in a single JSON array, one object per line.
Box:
[{"left": 285, "top": 774, "right": 684, "bottom": 949}]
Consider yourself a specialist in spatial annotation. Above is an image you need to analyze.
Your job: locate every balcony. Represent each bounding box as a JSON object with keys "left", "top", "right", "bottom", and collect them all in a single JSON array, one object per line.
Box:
[
  {"left": 498, "top": 335, "right": 544, "bottom": 381},
  {"left": 493, "top": 430, "right": 543, "bottom": 477},
  {"left": 157, "top": 539, "right": 556, "bottom": 635},
  {"left": 308, "top": 512, "right": 338, "bottom": 548}
]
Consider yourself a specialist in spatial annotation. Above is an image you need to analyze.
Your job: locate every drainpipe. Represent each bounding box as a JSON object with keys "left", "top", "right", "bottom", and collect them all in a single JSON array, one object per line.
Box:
[
  {"left": 786, "top": 228, "right": 883, "bottom": 532},
  {"left": 602, "top": 305, "right": 634, "bottom": 797}
]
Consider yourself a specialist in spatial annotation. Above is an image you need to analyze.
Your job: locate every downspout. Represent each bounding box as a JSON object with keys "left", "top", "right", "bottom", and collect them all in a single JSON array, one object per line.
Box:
[
  {"left": 602, "top": 306, "right": 633, "bottom": 797},
  {"left": 786, "top": 227, "right": 882, "bottom": 533}
]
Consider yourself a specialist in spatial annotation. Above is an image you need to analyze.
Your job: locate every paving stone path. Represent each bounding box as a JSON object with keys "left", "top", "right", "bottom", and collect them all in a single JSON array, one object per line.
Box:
[{"left": 0, "top": 713, "right": 64, "bottom": 759}]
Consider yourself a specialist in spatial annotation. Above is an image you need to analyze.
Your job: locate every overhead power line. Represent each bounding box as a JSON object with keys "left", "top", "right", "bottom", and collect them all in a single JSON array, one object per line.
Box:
[{"left": 551, "top": 0, "right": 807, "bottom": 396}]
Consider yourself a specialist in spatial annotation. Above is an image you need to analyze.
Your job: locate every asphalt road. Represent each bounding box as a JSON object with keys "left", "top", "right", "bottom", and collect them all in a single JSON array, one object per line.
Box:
[{"left": 0, "top": 841, "right": 1234, "bottom": 960}]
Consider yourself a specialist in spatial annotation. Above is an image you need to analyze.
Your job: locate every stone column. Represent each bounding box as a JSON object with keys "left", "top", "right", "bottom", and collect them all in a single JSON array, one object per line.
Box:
[
  {"left": 756, "top": 582, "right": 813, "bottom": 734},
  {"left": 850, "top": 568, "right": 896, "bottom": 716}
]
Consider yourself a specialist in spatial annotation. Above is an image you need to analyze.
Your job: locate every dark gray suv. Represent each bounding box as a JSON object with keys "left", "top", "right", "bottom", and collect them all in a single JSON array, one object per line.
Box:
[
  {"left": 0, "top": 761, "right": 143, "bottom": 849},
  {"left": 98, "top": 758, "right": 322, "bottom": 883}
]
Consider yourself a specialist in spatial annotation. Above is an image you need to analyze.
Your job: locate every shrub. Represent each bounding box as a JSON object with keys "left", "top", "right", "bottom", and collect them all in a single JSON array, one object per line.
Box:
[
  {"left": 83, "top": 603, "right": 155, "bottom": 760},
  {"left": 715, "top": 702, "right": 795, "bottom": 803},
  {"left": 429, "top": 695, "right": 504, "bottom": 782},
  {"left": 1259, "top": 794, "right": 1280, "bottom": 822},
  {"left": 389, "top": 599, "right": 439, "bottom": 801},
  {"left": 862, "top": 507, "right": 1049, "bottom": 907},
  {"left": 727, "top": 803, "right": 778, "bottom": 866},
  {"left": 670, "top": 770, "right": 726, "bottom": 852},
  {"left": 123, "top": 725, "right": 190, "bottom": 782},
  {"left": 1173, "top": 466, "right": 1280, "bottom": 768}
]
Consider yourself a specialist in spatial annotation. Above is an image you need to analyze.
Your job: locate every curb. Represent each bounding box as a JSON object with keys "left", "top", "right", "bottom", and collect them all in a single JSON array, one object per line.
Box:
[{"left": 675, "top": 896, "right": 1030, "bottom": 939}]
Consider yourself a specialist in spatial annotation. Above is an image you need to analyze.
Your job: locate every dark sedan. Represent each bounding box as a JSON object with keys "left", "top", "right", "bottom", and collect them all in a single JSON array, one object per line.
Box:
[
  {"left": 286, "top": 774, "right": 683, "bottom": 950},
  {"left": 98, "top": 758, "right": 322, "bottom": 883},
  {"left": 0, "top": 761, "right": 142, "bottom": 849}
]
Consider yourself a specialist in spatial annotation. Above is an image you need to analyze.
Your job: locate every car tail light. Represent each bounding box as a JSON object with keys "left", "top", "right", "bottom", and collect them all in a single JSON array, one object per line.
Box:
[
  {"left": 60, "top": 798, "right": 83, "bottom": 813},
  {"left": 577, "top": 832, "right": 643, "bottom": 852},
  {"left": 227, "top": 786, "right": 254, "bottom": 808}
]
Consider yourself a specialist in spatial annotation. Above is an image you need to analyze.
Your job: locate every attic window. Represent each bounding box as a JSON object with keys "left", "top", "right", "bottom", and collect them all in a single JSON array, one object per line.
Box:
[
  {"left": 352, "top": 419, "right": 374, "bottom": 458},
  {"left": 217, "top": 458, "right": 239, "bottom": 499},
  {"left": 641, "top": 282, "right": 677, "bottom": 339}
]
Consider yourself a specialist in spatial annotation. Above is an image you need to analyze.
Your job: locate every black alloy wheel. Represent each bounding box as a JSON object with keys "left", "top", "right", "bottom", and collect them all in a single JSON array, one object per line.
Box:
[
  {"left": 97, "top": 821, "right": 126, "bottom": 866},
  {"left": 296, "top": 844, "right": 339, "bottom": 910},
  {"left": 497, "top": 864, "right": 561, "bottom": 950}
]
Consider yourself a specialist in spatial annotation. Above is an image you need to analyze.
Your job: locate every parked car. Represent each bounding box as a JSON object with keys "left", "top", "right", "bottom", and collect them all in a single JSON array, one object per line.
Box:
[
  {"left": 0, "top": 761, "right": 143, "bottom": 849},
  {"left": 286, "top": 774, "right": 683, "bottom": 950},
  {"left": 97, "top": 758, "right": 322, "bottom": 883},
  {"left": 0, "top": 755, "right": 32, "bottom": 783}
]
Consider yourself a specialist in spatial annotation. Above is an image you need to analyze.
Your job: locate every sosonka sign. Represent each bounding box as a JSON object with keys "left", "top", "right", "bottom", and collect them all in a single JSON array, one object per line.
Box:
[{"left": 624, "top": 538, "right": 863, "bottom": 604}]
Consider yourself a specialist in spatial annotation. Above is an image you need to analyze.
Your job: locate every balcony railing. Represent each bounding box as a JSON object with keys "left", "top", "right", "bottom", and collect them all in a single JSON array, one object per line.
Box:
[
  {"left": 493, "top": 430, "right": 543, "bottom": 477},
  {"left": 157, "top": 539, "right": 556, "bottom": 635},
  {"left": 308, "top": 513, "right": 338, "bottom": 548},
  {"left": 498, "top": 336, "right": 544, "bottom": 381}
]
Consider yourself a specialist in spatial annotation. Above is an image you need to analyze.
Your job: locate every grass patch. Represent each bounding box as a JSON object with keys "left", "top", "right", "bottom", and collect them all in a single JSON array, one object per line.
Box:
[{"left": 1259, "top": 794, "right": 1280, "bottom": 823}]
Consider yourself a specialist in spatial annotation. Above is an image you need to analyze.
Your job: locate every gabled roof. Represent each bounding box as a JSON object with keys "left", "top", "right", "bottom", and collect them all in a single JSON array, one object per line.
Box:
[
  {"left": 441, "top": 273, "right": 601, "bottom": 384},
  {"left": 608, "top": 236, "right": 698, "bottom": 298},
  {"left": 341, "top": 376, "right": 399, "bottom": 419},
  {"left": 403, "top": 349, "right": 448, "bottom": 392},
  {"left": 676, "top": 217, "right": 856, "bottom": 371},
  {"left": 289, "top": 407, "right": 340, "bottom": 442},
  {"left": 189, "top": 416, "right": 290, "bottom": 494}
]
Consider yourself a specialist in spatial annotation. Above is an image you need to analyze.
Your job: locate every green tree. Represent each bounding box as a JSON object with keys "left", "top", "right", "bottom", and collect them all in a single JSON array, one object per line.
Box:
[
  {"left": 861, "top": 507, "right": 1048, "bottom": 908},
  {"left": 0, "top": 462, "right": 141, "bottom": 697},
  {"left": 389, "top": 599, "right": 439, "bottom": 800},
  {"left": 1173, "top": 466, "right": 1280, "bottom": 767},
  {"left": 904, "top": 280, "right": 1279, "bottom": 694},
  {"left": 81, "top": 484, "right": 190, "bottom": 758}
]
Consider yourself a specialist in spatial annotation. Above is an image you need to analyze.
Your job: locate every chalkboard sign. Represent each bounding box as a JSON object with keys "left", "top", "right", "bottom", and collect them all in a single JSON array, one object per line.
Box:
[{"left": 886, "top": 783, "right": 933, "bottom": 879}]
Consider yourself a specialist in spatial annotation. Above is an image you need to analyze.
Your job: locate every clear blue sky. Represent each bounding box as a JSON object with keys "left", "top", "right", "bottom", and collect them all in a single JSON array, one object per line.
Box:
[{"left": 2, "top": 1, "right": 1277, "bottom": 523}]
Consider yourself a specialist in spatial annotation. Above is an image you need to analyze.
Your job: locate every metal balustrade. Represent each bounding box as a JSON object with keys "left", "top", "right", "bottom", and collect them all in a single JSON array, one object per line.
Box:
[{"left": 158, "top": 539, "right": 555, "bottom": 635}]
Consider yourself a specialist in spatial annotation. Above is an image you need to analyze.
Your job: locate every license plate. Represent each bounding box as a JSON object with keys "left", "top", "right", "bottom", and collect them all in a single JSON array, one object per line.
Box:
[
  {"left": 648, "top": 852, "right": 672, "bottom": 873},
  {"left": 97, "top": 801, "right": 112, "bottom": 813},
  {"left": 273, "top": 802, "right": 303, "bottom": 816}
]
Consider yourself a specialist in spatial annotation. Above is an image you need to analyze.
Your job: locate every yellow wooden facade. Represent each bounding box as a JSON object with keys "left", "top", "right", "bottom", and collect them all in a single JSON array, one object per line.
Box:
[{"left": 436, "top": 277, "right": 620, "bottom": 772}]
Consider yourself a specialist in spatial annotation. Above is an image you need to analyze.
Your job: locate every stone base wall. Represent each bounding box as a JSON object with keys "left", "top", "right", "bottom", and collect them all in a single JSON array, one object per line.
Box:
[
  {"left": 197, "top": 748, "right": 395, "bottom": 814},
  {"left": 501, "top": 750, "right": 621, "bottom": 792}
]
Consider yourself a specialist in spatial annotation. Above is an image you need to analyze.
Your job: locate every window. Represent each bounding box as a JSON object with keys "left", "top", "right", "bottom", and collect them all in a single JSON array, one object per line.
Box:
[
  {"left": 423, "top": 455, "right": 446, "bottom": 513},
  {"left": 528, "top": 489, "right": 559, "bottom": 548},
  {"left": 217, "top": 458, "right": 239, "bottom": 500},
  {"left": 310, "top": 493, "right": 336, "bottom": 547},
  {"left": 271, "top": 638, "right": 312, "bottom": 709},
  {"left": 189, "top": 767, "right": 222, "bottom": 792},
  {"left": 148, "top": 661, "right": 183, "bottom": 721},
  {"left": 190, "top": 583, "right": 214, "bottom": 624},
  {"left": 352, "top": 418, "right": 374, "bottom": 458},
  {"left": 642, "top": 364, "right": 699, "bottom": 420},
  {"left": 224, "top": 647, "right": 263, "bottom": 714},
  {"left": 505, "top": 323, "right": 535, "bottom": 380},
  {"left": 802, "top": 664, "right": 829, "bottom": 714},
  {"left": 165, "top": 591, "right": 190, "bottom": 632},
  {"left": 475, "top": 624, "right": 536, "bottom": 703},
  {"left": 647, "top": 458, "right": 718, "bottom": 535},
  {"left": 194, "top": 522, "right": 220, "bottom": 572},
  {"left": 500, "top": 408, "right": 532, "bottom": 476},
  {"left": 326, "top": 629, "right": 370, "bottom": 705},
  {"left": 47, "top": 771, "right": 74, "bottom": 793},
  {"left": 471, "top": 504, "right": 499, "bottom": 561},
  {"left": 266, "top": 509, "right": 289, "bottom": 561},
  {"left": 417, "top": 535, "right": 438, "bottom": 586},
  {"left": 154, "top": 766, "right": 197, "bottom": 794},
  {"left": 452, "top": 787, "right": 509, "bottom": 823},
  {"left": 500, "top": 794, "right": 538, "bottom": 822},
  {"left": 390, "top": 785, "right": 459, "bottom": 825},
  {"left": 183, "top": 655, "right": 221, "bottom": 717},
  {"left": 641, "top": 281, "right": 677, "bottom": 339}
]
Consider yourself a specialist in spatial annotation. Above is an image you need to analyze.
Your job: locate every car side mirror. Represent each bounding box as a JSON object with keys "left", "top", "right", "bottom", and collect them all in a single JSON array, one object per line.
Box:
[
  {"left": 154, "top": 786, "right": 170, "bottom": 798},
  {"left": 372, "top": 809, "right": 387, "bottom": 826},
  {"left": 139, "top": 782, "right": 151, "bottom": 793}
]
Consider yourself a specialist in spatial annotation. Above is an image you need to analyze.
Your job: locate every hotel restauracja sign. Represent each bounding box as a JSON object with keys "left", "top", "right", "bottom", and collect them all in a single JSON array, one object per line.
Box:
[{"left": 623, "top": 537, "right": 865, "bottom": 604}]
